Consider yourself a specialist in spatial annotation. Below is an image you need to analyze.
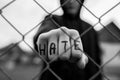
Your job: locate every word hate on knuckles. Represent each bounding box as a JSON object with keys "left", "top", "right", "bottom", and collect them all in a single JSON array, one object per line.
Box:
[{"left": 38, "top": 39, "right": 82, "bottom": 56}]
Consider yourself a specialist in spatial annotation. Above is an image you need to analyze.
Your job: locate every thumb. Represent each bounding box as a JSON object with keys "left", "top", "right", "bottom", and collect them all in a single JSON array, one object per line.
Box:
[{"left": 77, "top": 53, "right": 88, "bottom": 69}]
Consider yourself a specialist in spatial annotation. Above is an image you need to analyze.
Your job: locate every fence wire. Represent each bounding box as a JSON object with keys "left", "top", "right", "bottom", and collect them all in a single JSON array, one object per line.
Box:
[{"left": 0, "top": 0, "right": 120, "bottom": 80}]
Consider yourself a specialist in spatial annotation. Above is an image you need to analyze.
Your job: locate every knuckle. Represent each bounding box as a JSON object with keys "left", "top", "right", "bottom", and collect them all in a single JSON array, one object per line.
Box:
[
  {"left": 70, "top": 29, "right": 79, "bottom": 37},
  {"left": 37, "top": 32, "right": 48, "bottom": 43},
  {"left": 59, "top": 26, "right": 70, "bottom": 35},
  {"left": 49, "top": 29, "right": 57, "bottom": 34},
  {"left": 49, "top": 29, "right": 59, "bottom": 38},
  {"left": 60, "top": 26, "right": 69, "bottom": 30}
]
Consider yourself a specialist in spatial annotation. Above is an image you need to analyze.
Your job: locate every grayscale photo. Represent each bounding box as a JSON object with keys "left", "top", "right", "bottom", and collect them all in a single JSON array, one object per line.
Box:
[{"left": 0, "top": 0, "right": 120, "bottom": 80}]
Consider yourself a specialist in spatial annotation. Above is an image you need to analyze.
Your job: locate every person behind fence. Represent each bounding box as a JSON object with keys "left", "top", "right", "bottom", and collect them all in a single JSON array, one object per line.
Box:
[{"left": 33, "top": 0, "right": 102, "bottom": 80}]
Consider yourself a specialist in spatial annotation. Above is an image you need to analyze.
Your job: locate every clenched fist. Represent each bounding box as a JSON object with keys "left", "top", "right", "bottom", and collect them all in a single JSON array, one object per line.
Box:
[{"left": 36, "top": 27, "right": 88, "bottom": 68}]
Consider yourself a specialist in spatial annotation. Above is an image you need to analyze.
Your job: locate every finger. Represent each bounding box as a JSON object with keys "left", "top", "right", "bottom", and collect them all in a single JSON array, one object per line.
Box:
[
  {"left": 69, "top": 29, "right": 83, "bottom": 58},
  {"left": 36, "top": 33, "right": 49, "bottom": 60},
  {"left": 58, "top": 27, "right": 71, "bottom": 60},
  {"left": 69, "top": 29, "right": 88, "bottom": 68},
  {"left": 47, "top": 29, "right": 59, "bottom": 61},
  {"left": 77, "top": 53, "right": 88, "bottom": 68}
]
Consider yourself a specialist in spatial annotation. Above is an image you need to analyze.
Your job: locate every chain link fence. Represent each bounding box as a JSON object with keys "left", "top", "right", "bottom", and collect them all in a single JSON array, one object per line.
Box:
[{"left": 0, "top": 0, "right": 120, "bottom": 80}]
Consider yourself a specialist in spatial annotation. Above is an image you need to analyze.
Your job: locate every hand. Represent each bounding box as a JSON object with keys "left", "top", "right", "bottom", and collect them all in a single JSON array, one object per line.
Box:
[{"left": 36, "top": 27, "right": 88, "bottom": 68}]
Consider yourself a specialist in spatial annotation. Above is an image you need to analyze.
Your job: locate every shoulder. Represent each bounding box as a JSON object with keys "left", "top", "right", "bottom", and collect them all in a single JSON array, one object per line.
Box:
[
  {"left": 81, "top": 20, "right": 96, "bottom": 30},
  {"left": 80, "top": 19, "right": 98, "bottom": 35}
]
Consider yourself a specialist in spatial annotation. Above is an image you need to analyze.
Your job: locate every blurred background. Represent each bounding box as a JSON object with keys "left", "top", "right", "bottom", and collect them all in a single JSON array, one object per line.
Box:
[{"left": 0, "top": 0, "right": 120, "bottom": 80}]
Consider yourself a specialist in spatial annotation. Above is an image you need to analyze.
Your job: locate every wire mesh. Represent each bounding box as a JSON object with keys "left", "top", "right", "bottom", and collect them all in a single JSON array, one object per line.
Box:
[{"left": 0, "top": 0, "right": 120, "bottom": 80}]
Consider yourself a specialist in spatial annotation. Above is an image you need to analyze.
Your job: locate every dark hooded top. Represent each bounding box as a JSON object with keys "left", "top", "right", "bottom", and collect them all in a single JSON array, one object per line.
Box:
[{"left": 33, "top": 1, "right": 102, "bottom": 80}]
